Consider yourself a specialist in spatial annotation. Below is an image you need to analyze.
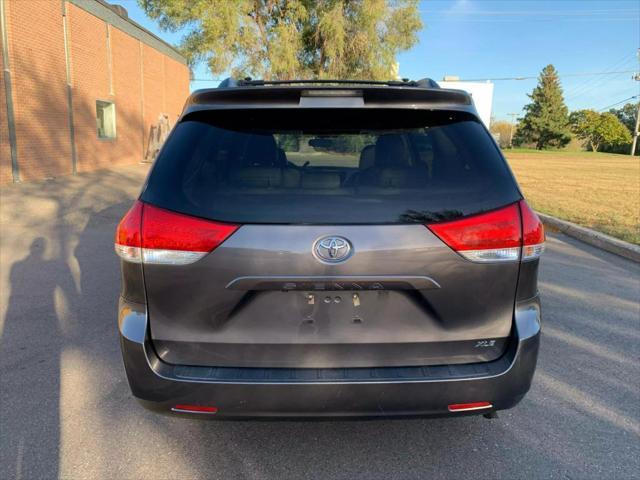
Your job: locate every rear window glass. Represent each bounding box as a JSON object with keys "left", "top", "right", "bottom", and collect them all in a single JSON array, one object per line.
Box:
[{"left": 141, "top": 109, "right": 521, "bottom": 224}]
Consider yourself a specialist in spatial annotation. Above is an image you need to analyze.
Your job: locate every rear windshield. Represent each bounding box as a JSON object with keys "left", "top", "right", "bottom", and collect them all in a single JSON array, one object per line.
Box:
[{"left": 141, "top": 109, "right": 521, "bottom": 224}]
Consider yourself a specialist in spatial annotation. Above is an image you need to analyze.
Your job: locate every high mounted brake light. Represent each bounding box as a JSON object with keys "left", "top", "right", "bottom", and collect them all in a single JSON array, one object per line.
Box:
[
  {"left": 301, "top": 89, "right": 363, "bottom": 97},
  {"left": 426, "top": 200, "right": 544, "bottom": 263},
  {"left": 115, "top": 201, "right": 239, "bottom": 265}
]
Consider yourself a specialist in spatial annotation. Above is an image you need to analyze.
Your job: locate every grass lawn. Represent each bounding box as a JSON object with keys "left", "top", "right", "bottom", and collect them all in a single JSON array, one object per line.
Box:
[{"left": 504, "top": 149, "right": 640, "bottom": 245}]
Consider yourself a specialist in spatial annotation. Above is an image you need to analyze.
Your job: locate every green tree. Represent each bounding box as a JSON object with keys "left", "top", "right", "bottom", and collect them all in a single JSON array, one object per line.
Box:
[
  {"left": 513, "top": 64, "right": 571, "bottom": 149},
  {"left": 569, "top": 109, "right": 632, "bottom": 152},
  {"left": 138, "top": 0, "right": 422, "bottom": 80},
  {"left": 489, "top": 120, "right": 515, "bottom": 148},
  {"left": 609, "top": 102, "right": 638, "bottom": 134}
]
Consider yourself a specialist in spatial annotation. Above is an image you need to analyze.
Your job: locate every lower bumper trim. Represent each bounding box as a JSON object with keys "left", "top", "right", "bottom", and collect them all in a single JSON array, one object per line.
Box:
[{"left": 118, "top": 297, "right": 541, "bottom": 417}]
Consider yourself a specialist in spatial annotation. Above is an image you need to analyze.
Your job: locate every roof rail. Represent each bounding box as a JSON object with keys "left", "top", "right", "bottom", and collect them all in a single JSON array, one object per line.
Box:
[
  {"left": 217, "top": 78, "right": 241, "bottom": 88},
  {"left": 414, "top": 78, "right": 441, "bottom": 88},
  {"left": 217, "top": 77, "right": 440, "bottom": 89}
]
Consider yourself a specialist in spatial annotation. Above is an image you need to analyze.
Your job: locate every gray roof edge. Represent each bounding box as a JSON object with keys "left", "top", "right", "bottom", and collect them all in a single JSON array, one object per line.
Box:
[
  {"left": 183, "top": 103, "right": 479, "bottom": 114},
  {"left": 68, "top": 0, "right": 187, "bottom": 65}
]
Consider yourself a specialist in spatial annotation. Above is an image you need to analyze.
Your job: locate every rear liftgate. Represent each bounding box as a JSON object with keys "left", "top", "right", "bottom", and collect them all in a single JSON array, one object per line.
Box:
[{"left": 116, "top": 200, "right": 543, "bottom": 369}]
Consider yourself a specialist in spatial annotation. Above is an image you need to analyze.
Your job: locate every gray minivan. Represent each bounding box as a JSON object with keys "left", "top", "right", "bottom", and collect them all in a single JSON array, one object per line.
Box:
[{"left": 116, "top": 79, "right": 544, "bottom": 418}]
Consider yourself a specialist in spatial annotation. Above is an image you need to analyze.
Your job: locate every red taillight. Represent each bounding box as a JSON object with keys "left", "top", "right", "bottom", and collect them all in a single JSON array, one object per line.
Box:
[
  {"left": 427, "top": 203, "right": 522, "bottom": 262},
  {"left": 427, "top": 201, "right": 545, "bottom": 263},
  {"left": 448, "top": 401, "right": 492, "bottom": 412},
  {"left": 519, "top": 200, "right": 545, "bottom": 260},
  {"left": 141, "top": 203, "right": 239, "bottom": 263},
  {"left": 172, "top": 404, "right": 218, "bottom": 414},
  {"left": 114, "top": 201, "right": 144, "bottom": 263},
  {"left": 115, "top": 201, "right": 239, "bottom": 265}
]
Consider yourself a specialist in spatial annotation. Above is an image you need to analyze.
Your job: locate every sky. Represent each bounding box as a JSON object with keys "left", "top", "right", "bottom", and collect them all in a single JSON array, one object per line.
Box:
[{"left": 121, "top": 0, "right": 639, "bottom": 121}]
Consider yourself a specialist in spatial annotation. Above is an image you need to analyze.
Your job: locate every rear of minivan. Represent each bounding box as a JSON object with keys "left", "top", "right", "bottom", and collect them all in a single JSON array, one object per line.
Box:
[{"left": 116, "top": 82, "right": 543, "bottom": 418}]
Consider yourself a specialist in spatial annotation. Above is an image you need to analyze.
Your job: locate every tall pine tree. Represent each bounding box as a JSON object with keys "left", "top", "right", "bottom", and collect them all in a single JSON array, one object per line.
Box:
[{"left": 514, "top": 65, "right": 571, "bottom": 149}]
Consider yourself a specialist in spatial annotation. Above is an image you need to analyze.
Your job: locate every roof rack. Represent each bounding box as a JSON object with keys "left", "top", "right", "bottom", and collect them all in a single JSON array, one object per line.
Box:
[{"left": 218, "top": 77, "right": 440, "bottom": 89}]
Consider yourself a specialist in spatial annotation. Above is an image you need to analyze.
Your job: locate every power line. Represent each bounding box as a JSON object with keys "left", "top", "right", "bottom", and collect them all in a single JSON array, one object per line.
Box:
[
  {"left": 420, "top": 9, "right": 639, "bottom": 16},
  {"left": 463, "top": 70, "right": 636, "bottom": 82},
  {"left": 598, "top": 95, "right": 639, "bottom": 112},
  {"left": 566, "top": 71, "right": 632, "bottom": 103},
  {"left": 564, "top": 52, "right": 636, "bottom": 101},
  {"left": 417, "top": 5, "right": 639, "bottom": 22},
  {"left": 419, "top": 17, "right": 637, "bottom": 23},
  {"left": 191, "top": 70, "right": 638, "bottom": 83}
]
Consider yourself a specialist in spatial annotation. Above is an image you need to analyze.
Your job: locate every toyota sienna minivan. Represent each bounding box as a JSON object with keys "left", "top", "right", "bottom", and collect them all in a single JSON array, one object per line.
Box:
[{"left": 116, "top": 78, "right": 544, "bottom": 418}]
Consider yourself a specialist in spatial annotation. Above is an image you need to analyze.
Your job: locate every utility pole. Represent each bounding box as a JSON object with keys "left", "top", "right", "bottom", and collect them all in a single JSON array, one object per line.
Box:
[
  {"left": 632, "top": 50, "right": 639, "bottom": 156},
  {"left": 507, "top": 113, "right": 518, "bottom": 148},
  {"left": 632, "top": 96, "right": 640, "bottom": 156}
]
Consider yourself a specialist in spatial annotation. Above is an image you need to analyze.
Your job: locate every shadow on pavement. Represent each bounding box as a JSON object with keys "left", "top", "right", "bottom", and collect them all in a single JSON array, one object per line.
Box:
[
  {"left": 0, "top": 237, "right": 77, "bottom": 479},
  {"left": 0, "top": 166, "right": 143, "bottom": 479}
]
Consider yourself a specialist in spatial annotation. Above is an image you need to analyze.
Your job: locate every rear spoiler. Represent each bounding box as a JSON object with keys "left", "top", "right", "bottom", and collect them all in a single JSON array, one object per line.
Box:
[
  {"left": 184, "top": 80, "right": 473, "bottom": 114},
  {"left": 218, "top": 77, "right": 441, "bottom": 89}
]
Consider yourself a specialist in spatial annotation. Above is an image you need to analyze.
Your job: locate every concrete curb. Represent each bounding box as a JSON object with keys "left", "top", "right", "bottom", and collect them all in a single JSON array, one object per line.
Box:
[{"left": 537, "top": 213, "right": 640, "bottom": 263}]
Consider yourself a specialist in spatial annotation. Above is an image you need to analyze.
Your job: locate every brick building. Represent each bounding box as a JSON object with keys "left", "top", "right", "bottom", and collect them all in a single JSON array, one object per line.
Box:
[{"left": 0, "top": 0, "right": 190, "bottom": 184}]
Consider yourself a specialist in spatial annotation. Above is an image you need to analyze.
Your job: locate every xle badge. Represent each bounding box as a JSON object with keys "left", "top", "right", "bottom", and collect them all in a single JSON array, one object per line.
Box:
[{"left": 474, "top": 340, "right": 496, "bottom": 348}]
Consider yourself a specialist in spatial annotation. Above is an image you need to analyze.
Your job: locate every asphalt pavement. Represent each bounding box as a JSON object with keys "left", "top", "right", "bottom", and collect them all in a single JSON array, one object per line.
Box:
[{"left": 1, "top": 164, "right": 638, "bottom": 480}]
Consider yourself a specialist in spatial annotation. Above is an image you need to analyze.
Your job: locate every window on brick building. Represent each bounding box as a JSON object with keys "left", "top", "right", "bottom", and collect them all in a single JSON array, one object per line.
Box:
[{"left": 96, "top": 101, "right": 116, "bottom": 139}]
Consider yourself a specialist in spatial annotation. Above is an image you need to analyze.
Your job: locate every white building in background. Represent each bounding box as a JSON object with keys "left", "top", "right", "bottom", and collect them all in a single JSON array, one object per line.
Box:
[{"left": 438, "top": 78, "right": 494, "bottom": 127}]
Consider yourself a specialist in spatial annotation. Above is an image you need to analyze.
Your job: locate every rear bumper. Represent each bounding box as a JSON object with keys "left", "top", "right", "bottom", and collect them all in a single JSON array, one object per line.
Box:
[{"left": 118, "top": 297, "right": 541, "bottom": 418}]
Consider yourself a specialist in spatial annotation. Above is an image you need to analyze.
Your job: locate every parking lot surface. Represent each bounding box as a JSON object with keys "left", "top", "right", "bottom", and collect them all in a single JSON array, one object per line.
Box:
[{"left": 1, "top": 165, "right": 639, "bottom": 479}]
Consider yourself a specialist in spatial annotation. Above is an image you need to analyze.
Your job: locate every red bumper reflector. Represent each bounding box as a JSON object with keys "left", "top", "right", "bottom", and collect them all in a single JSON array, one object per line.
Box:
[
  {"left": 172, "top": 404, "right": 218, "bottom": 414},
  {"left": 448, "top": 402, "right": 493, "bottom": 412}
]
